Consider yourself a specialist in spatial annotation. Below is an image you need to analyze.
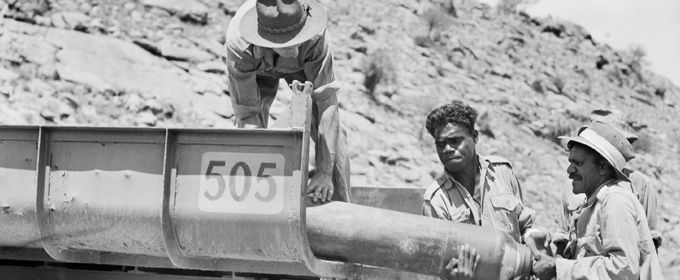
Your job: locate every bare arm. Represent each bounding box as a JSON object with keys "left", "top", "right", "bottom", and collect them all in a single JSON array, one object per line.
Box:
[{"left": 303, "top": 28, "right": 343, "bottom": 203}]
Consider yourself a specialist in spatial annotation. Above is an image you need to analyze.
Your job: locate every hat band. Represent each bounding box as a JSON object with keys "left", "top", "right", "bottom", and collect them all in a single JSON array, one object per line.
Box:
[
  {"left": 580, "top": 129, "right": 626, "bottom": 169},
  {"left": 258, "top": 2, "right": 310, "bottom": 35}
]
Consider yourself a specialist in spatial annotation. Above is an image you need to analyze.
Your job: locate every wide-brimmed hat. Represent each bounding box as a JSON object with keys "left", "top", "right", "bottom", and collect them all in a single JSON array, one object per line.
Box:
[
  {"left": 588, "top": 109, "right": 638, "bottom": 143},
  {"left": 559, "top": 122, "right": 635, "bottom": 182},
  {"left": 240, "top": 0, "right": 327, "bottom": 48}
]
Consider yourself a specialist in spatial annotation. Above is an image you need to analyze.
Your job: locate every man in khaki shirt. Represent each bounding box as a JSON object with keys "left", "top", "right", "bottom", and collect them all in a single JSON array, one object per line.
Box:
[
  {"left": 532, "top": 122, "right": 663, "bottom": 280},
  {"left": 423, "top": 154, "right": 537, "bottom": 243},
  {"left": 422, "top": 101, "right": 549, "bottom": 278},
  {"left": 225, "top": 0, "right": 349, "bottom": 204},
  {"left": 554, "top": 110, "right": 662, "bottom": 257}
]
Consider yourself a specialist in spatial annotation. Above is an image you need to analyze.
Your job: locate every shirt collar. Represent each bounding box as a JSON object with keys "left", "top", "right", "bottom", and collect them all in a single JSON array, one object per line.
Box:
[
  {"left": 252, "top": 45, "right": 270, "bottom": 59},
  {"left": 435, "top": 170, "right": 453, "bottom": 189},
  {"left": 478, "top": 155, "right": 494, "bottom": 179},
  {"left": 585, "top": 179, "right": 618, "bottom": 206},
  {"left": 436, "top": 154, "right": 484, "bottom": 190}
]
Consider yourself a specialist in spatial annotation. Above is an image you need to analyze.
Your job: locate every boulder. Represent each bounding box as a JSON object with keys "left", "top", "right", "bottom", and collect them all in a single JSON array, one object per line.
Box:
[
  {"left": 0, "top": 31, "right": 58, "bottom": 64},
  {"left": 341, "top": 109, "right": 376, "bottom": 136},
  {"left": 39, "top": 98, "right": 73, "bottom": 122},
  {"left": 51, "top": 11, "right": 91, "bottom": 30},
  {"left": 187, "top": 36, "right": 226, "bottom": 57},
  {"left": 135, "top": 111, "right": 158, "bottom": 126},
  {"left": 157, "top": 38, "right": 216, "bottom": 62},
  {"left": 188, "top": 69, "right": 227, "bottom": 95},
  {"left": 140, "top": 0, "right": 209, "bottom": 23},
  {"left": 143, "top": 99, "right": 165, "bottom": 114},
  {"left": 0, "top": 67, "right": 19, "bottom": 81},
  {"left": 196, "top": 60, "right": 227, "bottom": 74},
  {"left": 44, "top": 27, "right": 197, "bottom": 104},
  {"left": 189, "top": 91, "right": 234, "bottom": 120}
]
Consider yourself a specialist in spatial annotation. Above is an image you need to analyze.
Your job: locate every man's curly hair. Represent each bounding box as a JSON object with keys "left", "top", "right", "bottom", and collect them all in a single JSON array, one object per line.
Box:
[{"left": 425, "top": 101, "right": 478, "bottom": 137}]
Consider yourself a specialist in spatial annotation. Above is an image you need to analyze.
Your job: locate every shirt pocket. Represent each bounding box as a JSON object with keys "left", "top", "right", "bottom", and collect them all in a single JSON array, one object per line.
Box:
[
  {"left": 489, "top": 193, "right": 521, "bottom": 235},
  {"left": 449, "top": 208, "right": 472, "bottom": 223},
  {"left": 577, "top": 234, "right": 603, "bottom": 257}
]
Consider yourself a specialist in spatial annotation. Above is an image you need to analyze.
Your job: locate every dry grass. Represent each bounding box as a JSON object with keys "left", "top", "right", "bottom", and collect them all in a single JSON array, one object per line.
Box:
[
  {"left": 420, "top": 7, "right": 452, "bottom": 43},
  {"left": 544, "top": 115, "right": 579, "bottom": 145},
  {"left": 497, "top": 0, "right": 538, "bottom": 14},
  {"left": 362, "top": 51, "right": 396, "bottom": 99}
]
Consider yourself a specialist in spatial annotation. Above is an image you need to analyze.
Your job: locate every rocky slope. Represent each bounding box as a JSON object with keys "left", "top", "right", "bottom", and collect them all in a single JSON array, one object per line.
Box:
[{"left": 2, "top": 0, "right": 679, "bottom": 277}]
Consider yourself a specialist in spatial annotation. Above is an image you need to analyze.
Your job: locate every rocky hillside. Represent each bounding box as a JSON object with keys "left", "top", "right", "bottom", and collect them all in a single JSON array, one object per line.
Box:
[{"left": 2, "top": 0, "right": 679, "bottom": 277}]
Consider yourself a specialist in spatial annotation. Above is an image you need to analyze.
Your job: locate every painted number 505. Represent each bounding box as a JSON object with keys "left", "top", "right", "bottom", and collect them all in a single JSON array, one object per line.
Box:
[
  {"left": 198, "top": 152, "right": 285, "bottom": 214},
  {"left": 204, "top": 160, "right": 277, "bottom": 202}
]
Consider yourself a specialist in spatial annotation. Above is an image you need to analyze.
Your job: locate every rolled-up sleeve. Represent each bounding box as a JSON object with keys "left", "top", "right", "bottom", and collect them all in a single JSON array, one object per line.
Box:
[
  {"left": 222, "top": 0, "right": 265, "bottom": 125},
  {"left": 556, "top": 193, "right": 641, "bottom": 280},
  {"left": 509, "top": 169, "right": 535, "bottom": 236},
  {"left": 303, "top": 28, "right": 335, "bottom": 92},
  {"left": 554, "top": 187, "right": 573, "bottom": 245},
  {"left": 518, "top": 206, "right": 536, "bottom": 239},
  {"left": 226, "top": 42, "right": 264, "bottom": 124},
  {"left": 638, "top": 179, "right": 661, "bottom": 248}
]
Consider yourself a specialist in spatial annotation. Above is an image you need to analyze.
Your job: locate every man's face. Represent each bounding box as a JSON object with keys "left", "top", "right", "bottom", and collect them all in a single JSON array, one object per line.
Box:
[
  {"left": 272, "top": 44, "right": 300, "bottom": 58},
  {"left": 434, "top": 123, "right": 477, "bottom": 173},
  {"left": 566, "top": 145, "right": 603, "bottom": 195}
]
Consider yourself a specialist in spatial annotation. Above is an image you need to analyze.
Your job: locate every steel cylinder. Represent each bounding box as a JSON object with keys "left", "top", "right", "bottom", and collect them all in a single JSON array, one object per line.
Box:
[{"left": 306, "top": 202, "right": 533, "bottom": 280}]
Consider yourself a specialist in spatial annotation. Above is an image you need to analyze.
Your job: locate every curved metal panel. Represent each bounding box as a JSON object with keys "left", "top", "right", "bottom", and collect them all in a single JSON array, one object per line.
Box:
[
  {"left": 0, "top": 127, "right": 41, "bottom": 248},
  {"left": 161, "top": 129, "right": 318, "bottom": 275},
  {"left": 35, "top": 127, "right": 171, "bottom": 267}
]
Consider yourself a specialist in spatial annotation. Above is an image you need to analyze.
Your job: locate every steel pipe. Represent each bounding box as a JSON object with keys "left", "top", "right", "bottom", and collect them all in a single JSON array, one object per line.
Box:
[{"left": 306, "top": 202, "right": 533, "bottom": 280}]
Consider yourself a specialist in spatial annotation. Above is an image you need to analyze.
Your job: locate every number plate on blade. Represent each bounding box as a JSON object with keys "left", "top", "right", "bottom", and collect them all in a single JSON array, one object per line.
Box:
[{"left": 199, "top": 152, "right": 285, "bottom": 214}]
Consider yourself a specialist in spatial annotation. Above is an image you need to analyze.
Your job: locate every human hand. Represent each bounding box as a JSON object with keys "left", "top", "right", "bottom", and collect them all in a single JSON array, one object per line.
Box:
[
  {"left": 445, "top": 244, "right": 480, "bottom": 280},
  {"left": 307, "top": 171, "right": 333, "bottom": 204},
  {"left": 525, "top": 231, "right": 553, "bottom": 258},
  {"left": 532, "top": 253, "right": 557, "bottom": 280}
]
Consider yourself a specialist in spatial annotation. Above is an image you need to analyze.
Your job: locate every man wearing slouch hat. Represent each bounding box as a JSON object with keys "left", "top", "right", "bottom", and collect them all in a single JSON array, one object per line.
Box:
[
  {"left": 553, "top": 110, "right": 662, "bottom": 261},
  {"left": 224, "top": 0, "right": 349, "bottom": 204},
  {"left": 532, "top": 122, "right": 663, "bottom": 280}
]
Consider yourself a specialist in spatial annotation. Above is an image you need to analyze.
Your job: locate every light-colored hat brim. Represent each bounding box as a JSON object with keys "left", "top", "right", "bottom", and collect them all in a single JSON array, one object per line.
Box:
[
  {"left": 240, "top": 0, "right": 327, "bottom": 48},
  {"left": 559, "top": 135, "right": 631, "bottom": 182}
]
